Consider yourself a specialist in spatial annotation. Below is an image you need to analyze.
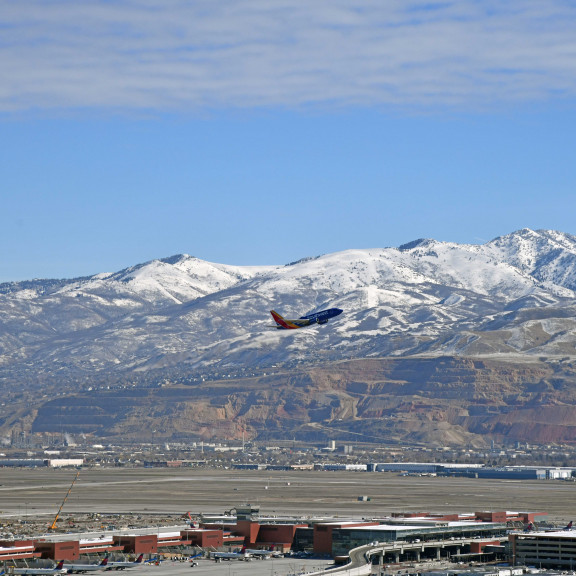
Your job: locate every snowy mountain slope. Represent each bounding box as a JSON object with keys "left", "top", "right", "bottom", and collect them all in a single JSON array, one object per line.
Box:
[
  {"left": 484, "top": 228, "right": 576, "bottom": 292},
  {"left": 1, "top": 229, "right": 576, "bottom": 383},
  {"left": 0, "top": 255, "right": 275, "bottom": 366},
  {"left": 55, "top": 254, "right": 276, "bottom": 305}
]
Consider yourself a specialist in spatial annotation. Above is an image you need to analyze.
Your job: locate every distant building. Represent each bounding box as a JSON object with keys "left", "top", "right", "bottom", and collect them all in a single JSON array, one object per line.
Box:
[
  {"left": 46, "top": 459, "right": 84, "bottom": 468},
  {"left": 0, "top": 458, "right": 83, "bottom": 468},
  {"left": 0, "top": 459, "right": 46, "bottom": 467}
]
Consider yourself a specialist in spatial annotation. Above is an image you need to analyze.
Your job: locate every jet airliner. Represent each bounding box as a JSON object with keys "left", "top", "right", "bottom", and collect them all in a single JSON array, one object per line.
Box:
[
  {"left": 270, "top": 308, "right": 342, "bottom": 329},
  {"left": 11, "top": 562, "right": 66, "bottom": 575},
  {"left": 210, "top": 547, "right": 250, "bottom": 562},
  {"left": 62, "top": 558, "right": 108, "bottom": 574},
  {"left": 104, "top": 555, "right": 143, "bottom": 570}
]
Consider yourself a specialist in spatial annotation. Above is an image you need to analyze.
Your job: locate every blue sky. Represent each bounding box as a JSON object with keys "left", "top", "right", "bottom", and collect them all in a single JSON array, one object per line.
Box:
[{"left": 2, "top": 1, "right": 576, "bottom": 282}]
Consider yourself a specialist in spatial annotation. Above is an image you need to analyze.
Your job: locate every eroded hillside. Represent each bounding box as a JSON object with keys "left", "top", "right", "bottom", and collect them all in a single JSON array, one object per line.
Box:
[{"left": 23, "top": 356, "right": 576, "bottom": 447}]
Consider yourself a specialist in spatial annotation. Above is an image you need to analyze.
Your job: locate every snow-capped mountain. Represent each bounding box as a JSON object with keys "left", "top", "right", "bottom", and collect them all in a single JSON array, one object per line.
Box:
[{"left": 2, "top": 229, "right": 576, "bottom": 383}]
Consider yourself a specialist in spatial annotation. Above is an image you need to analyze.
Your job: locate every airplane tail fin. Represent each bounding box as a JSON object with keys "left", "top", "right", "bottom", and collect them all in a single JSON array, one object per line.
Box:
[
  {"left": 270, "top": 310, "right": 298, "bottom": 329},
  {"left": 270, "top": 310, "right": 288, "bottom": 328},
  {"left": 55, "top": 561, "right": 65, "bottom": 570},
  {"left": 100, "top": 558, "right": 108, "bottom": 567},
  {"left": 270, "top": 310, "right": 284, "bottom": 323},
  {"left": 135, "top": 555, "right": 144, "bottom": 564}
]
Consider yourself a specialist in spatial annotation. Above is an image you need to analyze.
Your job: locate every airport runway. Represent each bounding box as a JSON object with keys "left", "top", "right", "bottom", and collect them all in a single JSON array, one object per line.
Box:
[{"left": 1, "top": 467, "right": 575, "bottom": 523}]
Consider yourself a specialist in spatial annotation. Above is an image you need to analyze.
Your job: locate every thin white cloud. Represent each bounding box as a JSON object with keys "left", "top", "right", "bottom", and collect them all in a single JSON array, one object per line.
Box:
[{"left": 1, "top": 0, "right": 576, "bottom": 112}]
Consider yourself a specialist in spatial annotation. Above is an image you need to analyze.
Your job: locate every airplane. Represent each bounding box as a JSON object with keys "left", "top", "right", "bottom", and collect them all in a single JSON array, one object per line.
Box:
[
  {"left": 244, "top": 548, "right": 281, "bottom": 559},
  {"left": 270, "top": 308, "right": 343, "bottom": 329},
  {"left": 210, "top": 547, "right": 251, "bottom": 562},
  {"left": 103, "top": 555, "right": 143, "bottom": 570},
  {"left": 10, "top": 561, "right": 66, "bottom": 575},
  {"left": 564, "top": 521, "right": 573, "bottom": 531},
  {"left": 62, "top": 558, "right": 109, "bottom": 574}
]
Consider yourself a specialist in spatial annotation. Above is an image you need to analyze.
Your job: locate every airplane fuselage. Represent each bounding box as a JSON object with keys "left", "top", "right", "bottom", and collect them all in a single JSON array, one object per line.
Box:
[
  {"left": 301, "top": 308, "right": 343, "bottom": 325},
  {"left": 12, "top": 566, "right": 66, "bottom": 576},
  {"left": 12, "top": 571, "right": 67, "bottom": 576},
  {"left": 62, "top": 564, "right": 107, "bottom": 574},
  {"left": 103, "top": 558, "right": 142, "bottom": 571}
]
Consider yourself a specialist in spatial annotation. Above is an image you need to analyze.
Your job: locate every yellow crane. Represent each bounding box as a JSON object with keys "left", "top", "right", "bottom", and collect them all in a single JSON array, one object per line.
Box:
[{"left": 48, "top": 468, "right": 81, "bottom": 531}]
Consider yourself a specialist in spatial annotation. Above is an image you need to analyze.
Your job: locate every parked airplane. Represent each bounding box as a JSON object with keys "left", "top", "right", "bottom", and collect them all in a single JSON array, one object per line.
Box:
[
  {"left": 11, "top": 561, "right": 66, "bottom": 575},
  {"left": 104, "top": 555, "right": 143, "bottom": 570},
  {"left": 244, "top": 548, "right": 281, "bottom": 559},
  {"left": 270, "top": 308, "right": 343, "bottom": 329},
  {"left": 210, "top": 547, "right": 250, "bottom": 562},
  {"left": 63, "top": 558, "right": 108, "bottom": 574}
]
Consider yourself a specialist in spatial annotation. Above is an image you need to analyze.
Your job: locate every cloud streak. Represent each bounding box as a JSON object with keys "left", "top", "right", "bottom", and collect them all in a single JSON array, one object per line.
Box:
[{"left": 2, "top": 0, "right": 576, "bottom": 112}]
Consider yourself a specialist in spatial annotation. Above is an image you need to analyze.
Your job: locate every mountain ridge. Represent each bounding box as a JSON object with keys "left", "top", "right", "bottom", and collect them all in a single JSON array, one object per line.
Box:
[
  {"left": 2, "top": 228, "right": 576, "bottom": 375},
  {"left": 3, "top": 228, "right": 576, "bottom": 446}
]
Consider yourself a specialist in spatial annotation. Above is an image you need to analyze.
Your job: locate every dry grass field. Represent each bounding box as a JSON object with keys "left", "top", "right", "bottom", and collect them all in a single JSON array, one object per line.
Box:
[{"left": 0, "top": 467, "right": 575, "bottom": 526}]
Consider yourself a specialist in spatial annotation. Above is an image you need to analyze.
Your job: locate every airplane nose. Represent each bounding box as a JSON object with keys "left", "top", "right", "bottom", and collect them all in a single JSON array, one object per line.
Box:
[{"left": 335, "top": 308, "right": 343, "bottom": 315}]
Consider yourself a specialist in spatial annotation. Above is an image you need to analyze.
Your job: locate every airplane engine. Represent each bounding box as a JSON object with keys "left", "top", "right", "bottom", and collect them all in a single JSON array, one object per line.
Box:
[{"left": 317, "top": 319, "right": 328, "bottom": 324}]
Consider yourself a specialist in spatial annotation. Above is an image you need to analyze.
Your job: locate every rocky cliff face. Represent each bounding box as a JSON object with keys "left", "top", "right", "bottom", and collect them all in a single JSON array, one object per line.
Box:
[{"left": 25, "top": 356, "right": 576, "bottom": 447}]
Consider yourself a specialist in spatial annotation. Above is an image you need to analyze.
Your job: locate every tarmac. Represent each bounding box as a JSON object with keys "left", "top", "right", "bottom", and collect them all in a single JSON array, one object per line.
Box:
[
  {"left": 1, "top": 467, "right": 574, "bottom": 522},
  {"left": 96, "top": 556, "right": 335, "bottom": 576}
]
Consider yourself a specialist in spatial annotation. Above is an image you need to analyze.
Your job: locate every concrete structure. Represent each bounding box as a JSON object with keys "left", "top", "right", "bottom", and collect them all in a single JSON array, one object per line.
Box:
[
  {"left": 0, "top": 542, "right": 40, "bottom": 562},
  {"left": 181, "top": 529, "right": 223, "bottom": 549},
  {"left": 315, "top": 522, "right": 379, "bottom": 555},
  {"left": 327, "top": 520, "right": 508, "bottom": 558},
  {"left": 510, "top": 530, "right": 576, "bottom": 568},
  {"left": 34, "top": 540, "right": 80, "bottom": 561},
  {"left": 200, "top": 504, "right": 307, "bottom": 552},
  {"left": 114, "top": 534, "right": 157, "bottom": 555}
]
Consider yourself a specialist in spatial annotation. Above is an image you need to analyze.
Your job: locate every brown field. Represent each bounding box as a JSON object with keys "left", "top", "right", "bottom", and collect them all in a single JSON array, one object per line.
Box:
[{"left": 0, "top": 467, "right": 575, "bottom": 525}]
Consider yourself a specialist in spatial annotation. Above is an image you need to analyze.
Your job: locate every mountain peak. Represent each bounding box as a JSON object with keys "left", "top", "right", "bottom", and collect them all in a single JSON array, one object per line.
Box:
[{"left": 2, "top": 228, "right": 576, "bottom": 383}]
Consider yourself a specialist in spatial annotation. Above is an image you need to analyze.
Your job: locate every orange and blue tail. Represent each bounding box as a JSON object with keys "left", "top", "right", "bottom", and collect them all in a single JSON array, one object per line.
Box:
[{"left": 270, "top": 310, "right": 300, "bottom": 329}]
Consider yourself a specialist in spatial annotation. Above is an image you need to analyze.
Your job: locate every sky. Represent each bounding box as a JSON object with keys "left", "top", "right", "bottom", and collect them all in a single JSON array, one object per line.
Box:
[{"left": 2, "top": 0, "right": 576, "bottom": 282}]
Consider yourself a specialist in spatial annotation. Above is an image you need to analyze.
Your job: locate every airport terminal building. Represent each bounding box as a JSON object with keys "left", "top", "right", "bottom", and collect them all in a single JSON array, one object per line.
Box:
[{"left": 316, "top": 517, "right": 509, "bottom": 557}]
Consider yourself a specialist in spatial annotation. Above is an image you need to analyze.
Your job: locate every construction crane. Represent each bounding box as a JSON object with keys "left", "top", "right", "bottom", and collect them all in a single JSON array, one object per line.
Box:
[{"left": 48, "top": 468, "right": 81, "bottom": 531}]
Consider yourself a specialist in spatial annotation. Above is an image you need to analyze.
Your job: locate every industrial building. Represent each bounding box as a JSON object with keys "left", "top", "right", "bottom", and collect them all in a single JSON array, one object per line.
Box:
[
  {"left": 368, "top": 462, "right": 576, "bottom": 480},
  {"left": 0, "top": 459, "right": 84, "bottom": 468},
  {"left": 226, "top": 461, "right": 576, "bottom": 480}
]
